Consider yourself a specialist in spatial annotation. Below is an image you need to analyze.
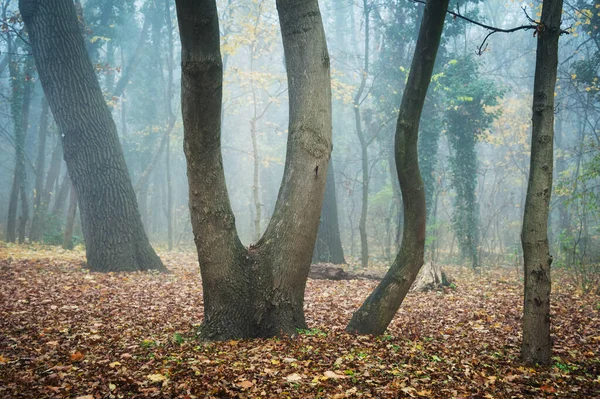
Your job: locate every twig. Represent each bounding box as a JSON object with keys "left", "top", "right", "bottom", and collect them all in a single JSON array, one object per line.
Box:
[{"left": 410, "top": 0, "right": 570, "bottom": 55}]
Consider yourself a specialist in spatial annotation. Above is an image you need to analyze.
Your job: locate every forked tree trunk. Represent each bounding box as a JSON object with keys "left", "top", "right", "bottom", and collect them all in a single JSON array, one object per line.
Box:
[
  {"left": 521, "top": 0, "right": 563, "bottom": 366},
  {"left": 346, "top": 0, "right": 449, "bottom": 335},
  {"left": 176, "top": 0, "right": 331, "bottom": 340},
  {"left": 313, "top": 159, "right": 346, "bottom": 264},
  {"left": 20, "top": 0, "right": 166, "bottom": 272}
]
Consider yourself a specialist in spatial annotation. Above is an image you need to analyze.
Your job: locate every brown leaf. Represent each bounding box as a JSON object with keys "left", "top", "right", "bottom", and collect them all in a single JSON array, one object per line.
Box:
[{"left": 237, "top": 380, "right": 253, "bottom": 389}]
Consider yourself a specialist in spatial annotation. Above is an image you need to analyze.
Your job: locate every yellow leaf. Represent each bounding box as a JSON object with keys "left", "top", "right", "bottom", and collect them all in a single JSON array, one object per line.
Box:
[{"left": 147, "top": 373, "right": 167, "bottom": 382}]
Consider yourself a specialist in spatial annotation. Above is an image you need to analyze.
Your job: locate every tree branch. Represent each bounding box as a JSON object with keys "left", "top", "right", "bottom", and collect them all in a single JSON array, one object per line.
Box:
[{"left": 410, "top": 0, "right": 570, "bottom": 55}]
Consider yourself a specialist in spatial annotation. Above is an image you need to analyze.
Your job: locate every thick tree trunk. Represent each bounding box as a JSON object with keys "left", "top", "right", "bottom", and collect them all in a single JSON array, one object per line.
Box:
[
  {"left": 346, "top": 0, "right": 448, "bottom": 335},
  {"left": 20, "top": 0, "right": 166, "bottom": 272},
  {"left": 177, "top": 0, "right": 331, "bottom": 339},
  {"left": 313, "top": 159, "right": 346, "bottom": 264},
  {"left": 521, "top": 0, "right": 563, "bottom": 366}
]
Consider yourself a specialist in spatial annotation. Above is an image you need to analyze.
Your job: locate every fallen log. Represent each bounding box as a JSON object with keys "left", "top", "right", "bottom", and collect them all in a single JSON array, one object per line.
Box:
[{"left": 309, "top": 264, "right": 382, "bottom": 281}]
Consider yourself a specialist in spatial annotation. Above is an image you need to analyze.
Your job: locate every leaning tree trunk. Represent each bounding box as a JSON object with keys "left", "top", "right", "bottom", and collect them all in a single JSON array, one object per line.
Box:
[
  {"left": 20, "top": 0, "right": 166, "bottom": 272},
  {"left": 176, "top": 0, "right": 331, "bottom": 340},
  {"left": 521, "top": 0, "right": 563, "bottom": 366},
  {"left": 346, "top": 0, "right": 449, "bottom": 335},
  {"left": 313, "top": 159, "right": 346, "bottom": 264}
]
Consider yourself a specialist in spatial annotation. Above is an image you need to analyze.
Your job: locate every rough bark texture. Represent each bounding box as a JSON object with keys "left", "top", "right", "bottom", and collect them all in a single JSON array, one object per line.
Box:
[
  {"left": 20, "top": 0, "right": 166, "bottom": 272},
  {"left": 313, "top": 159, "right": 346, "bottom": 264},
  {"left": 521, "top": 0, "right": 563, "bottom": 366},
  {"left": 177, "top": 0, "right": 331, "bottom": 340},
  {"left": 346, "top": 0, "right": 448, "bottom": 335}
]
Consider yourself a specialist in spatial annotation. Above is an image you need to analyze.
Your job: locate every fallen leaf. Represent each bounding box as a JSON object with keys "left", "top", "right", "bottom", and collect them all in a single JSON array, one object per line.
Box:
[
  {"left": 285, "top": 373, "right": 302, "bottom": 382},
  {"left": 147, "top": 373, "right": 167, "bottom": 383},
  {"left": 237, "top": 380, "right": 253, "bottom": 389},
  {"left": 323, "top": 370, "right": 347, "bottom": 379},
  {"left": 70, "top": 351, "right": 84, "bottom": 362}
]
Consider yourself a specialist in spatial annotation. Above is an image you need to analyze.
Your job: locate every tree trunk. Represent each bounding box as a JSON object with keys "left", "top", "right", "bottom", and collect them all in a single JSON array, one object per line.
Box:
[
  {"left": 20, "top": 0, "right": 166, "bottom": 272},
  {"left": 30, "top": 97, "right": 49, "bottom": 242},
  {"left": 355, "top": 1, "right": 370, "bottom": 269},
  {"left": 313, "top": 159, "right": 346, "bottom": 264},
  {"left": 62, "top": 181, "right": 77, "bottom": 250},
  {"left": 521, "top": 0, "right": 563, "bottom": 366},
  {"left": 5, "top": 37, "right": 21, "bottom": 243},
  {"left": 346, "top": 0, "right": 448, "bottom": 335},
  {"left": 51, "top": 174, "right": 71, "bottom": 219},
  {"left": 30, "top": 138, "right": 62, "bottom": 241},
  {"left": 17, "top": 59, "right": 35, "bottom": 244},
  {"left": 164, "top": 0, "right": 175, "bottom": 251},
  {"left": 177, "top": 0, "right": 331, "bottom": 339}
]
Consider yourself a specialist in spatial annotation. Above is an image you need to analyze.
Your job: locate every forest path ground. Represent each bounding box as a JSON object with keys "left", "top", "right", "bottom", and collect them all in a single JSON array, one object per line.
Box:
[{"left": 0, "top": 244, "right": 598, "bottom": 398}]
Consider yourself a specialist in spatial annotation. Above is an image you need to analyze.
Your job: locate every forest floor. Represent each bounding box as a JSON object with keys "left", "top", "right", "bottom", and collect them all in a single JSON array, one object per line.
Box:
[{"left": 0, "top": 244, "right": 599, "bottom": 399}]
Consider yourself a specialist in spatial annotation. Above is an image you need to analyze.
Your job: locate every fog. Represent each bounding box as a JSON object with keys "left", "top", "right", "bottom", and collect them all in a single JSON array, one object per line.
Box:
[{"left": 1, "top": 0, "right": 598, "bottom": 276}]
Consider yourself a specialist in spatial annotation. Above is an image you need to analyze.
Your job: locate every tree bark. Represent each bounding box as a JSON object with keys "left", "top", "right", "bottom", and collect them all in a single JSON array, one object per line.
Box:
[
  {"left": 346, "top": 0, "right": 448, "bottom": 335},
  {"left": 177, "top": 0, "right": 331, "bottom": 340},
  {"left": 313, "top": 159, "right": 346, "bottom": 264},
  {"left": 20, "top": 0, "right": 166, "bottom": 272},
  {"left": 521, "top": 0, "right": 563, "bottom": 366}
]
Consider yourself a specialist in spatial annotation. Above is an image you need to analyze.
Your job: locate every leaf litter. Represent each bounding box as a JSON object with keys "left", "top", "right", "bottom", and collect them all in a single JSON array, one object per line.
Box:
[{"left": 0, "top": 245, "right": 598, "bottom": 398}]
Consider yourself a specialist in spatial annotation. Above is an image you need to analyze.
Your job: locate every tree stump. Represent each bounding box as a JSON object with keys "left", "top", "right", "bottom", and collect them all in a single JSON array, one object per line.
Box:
[{"left": 412, "top": 262, "right": 452, "bottom": 292}]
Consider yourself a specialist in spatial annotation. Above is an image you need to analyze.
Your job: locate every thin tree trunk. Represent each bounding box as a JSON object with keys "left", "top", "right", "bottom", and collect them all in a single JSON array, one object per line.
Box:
[
  {"left": 17, "top": 58, "right": 35, "bottom": 244},
  {"left": 62, "top": 181, "right": 77, "bottom": 249},
  {"left": 30, "top": 97, "right": 49, "bottom": 242},
  {"left": 346, "top": 0, "right": 448, "bottom": 335},
  {"left": 164, "top": 0, "right": 174, "bottom": 251},
  {"left": 51, "top": 174, "right": 71, "bottom": 219},
  {"left": 176, "top": 0, "right": 331, "bottom": 339},
  {"left": 355, "top": 1, "right": 370, "bottom": 269},
  {"left": 30, "top": 138, "right": 62, "bottom": 241},
  {"left": 521, "top": 0, "right": 563, "bottom": 365},
  {"left": 251, "top": 117, "right": 262, "bottom": 242},
  {"left": 5, "top": 36, "right": 20, "bottom": 243},
  {"left": 21, "top": 0, "right": 166, "bottom": 272},
  {"left": 313, "top": 159, "right": 346, "bottom": 264}
]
